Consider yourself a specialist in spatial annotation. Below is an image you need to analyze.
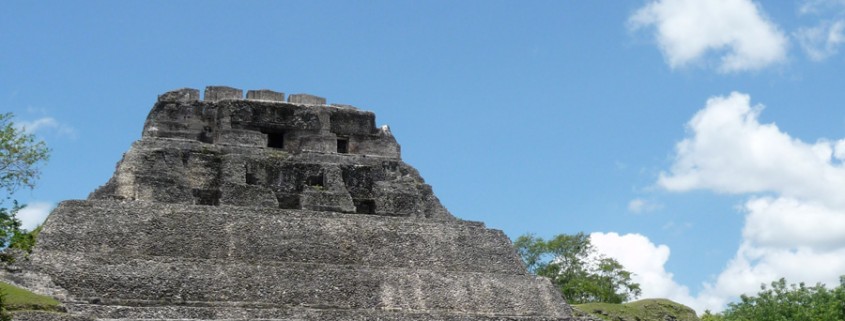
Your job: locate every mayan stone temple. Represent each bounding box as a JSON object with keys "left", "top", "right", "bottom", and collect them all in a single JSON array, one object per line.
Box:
[{"left": 8, "top": 86, "right": 575, "bottom": 320}]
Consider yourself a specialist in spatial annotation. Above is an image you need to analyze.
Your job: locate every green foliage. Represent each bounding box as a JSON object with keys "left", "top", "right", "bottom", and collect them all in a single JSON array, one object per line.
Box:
[
  {"left": 514, "top": 232, "right": 641, "bottom": 304},
  {"left": 573, "top": 298, "right": 700, "bottom": 321},
  {"left": 712, "top": 277, "right": 845, "bottom": 321},
  {"left": 700, "top": 310, "right": 724, "bottom": 321},
  {"left": 9, "top": 224, "right": 42, "bottom": 254},
  {"left": 0, "top": 113, "right": 49, "bottom": 250},
  {"left": 0, "top": 113, "right": 50, "bottom": 199},
  {"left": 0, "top": 205, "right": 41, "bottom": 263},
  {"left": 0, "top": 282, "right": 60, "bottom": 312},
  {"left": 0, "top": 203, "right": 23, "bottom": 247}
]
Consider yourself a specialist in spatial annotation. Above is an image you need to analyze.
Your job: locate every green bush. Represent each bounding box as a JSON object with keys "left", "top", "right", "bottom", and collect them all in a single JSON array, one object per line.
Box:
[{"left": 706, "top": 277, "right": 845, "bottom": 321}]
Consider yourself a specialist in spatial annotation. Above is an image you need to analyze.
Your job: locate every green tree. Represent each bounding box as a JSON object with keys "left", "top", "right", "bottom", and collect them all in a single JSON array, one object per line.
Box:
[
  {"left": 700, "top": 310, "right": 725, "bottom": 321},
  {"left": 0, "top": 113, "right": 49, "bottom": 248},
  {"left": 514, "top": 232, "right": 641, "bottom": 304},
  {"left": 0, "top": 113, "right": 49, "bottom": 198},
  {"left": 9, "top": 225, "right": 43, "bottom": 254},
  {"left": 0, "top": 203, "right": 23, "bottom": 248},
  {"left": 717, "top": 277, "right": 845, "bottom": 321}
]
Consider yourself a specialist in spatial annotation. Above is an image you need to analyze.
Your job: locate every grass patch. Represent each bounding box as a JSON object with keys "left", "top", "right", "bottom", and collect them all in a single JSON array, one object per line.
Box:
[
  {"left": 0, "top": 281, "right": 61, "bottom": 312},
  {"left": 574, "top": 298, "right": 699, "bottom": 321}
]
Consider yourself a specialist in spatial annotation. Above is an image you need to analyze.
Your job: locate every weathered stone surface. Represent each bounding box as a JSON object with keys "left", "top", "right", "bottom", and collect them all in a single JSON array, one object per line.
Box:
[
  {"left": 34, "top": 200, "right": 520, "bottom": 274},
  {"left": 12, "top": 311, "right": 93, "bottom": 321},
  {"left": 12, "top": 87, "right": 575, "bottom": 321},
  {"left": 288, "top": 93, "right": 326, "bottom": 105},
  {"left": 246, "top": 89, "right": 285, "bottom": 101},
  {"left": 61, "top": 304, "right": 571, "bottom": 321},
  {"left": 34, "top": 252, "right": 562, "bottom": 315},
  {"left": 156, "top": 88, "right": 199, "bottom": 103},
  {"left": 204, "top": 86, "right": 243, "bottom": 102},
  {"left": 92, "top": 97, "right": 413, "bottom": 214},
  {"left": 331, "top": 103, "right": 358, "bottom": 109}
]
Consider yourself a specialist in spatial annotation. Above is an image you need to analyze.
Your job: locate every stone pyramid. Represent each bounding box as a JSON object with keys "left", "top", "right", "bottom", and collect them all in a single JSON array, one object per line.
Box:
[{"left": 12, "top": 86, "right": 574, "bottom": 320}]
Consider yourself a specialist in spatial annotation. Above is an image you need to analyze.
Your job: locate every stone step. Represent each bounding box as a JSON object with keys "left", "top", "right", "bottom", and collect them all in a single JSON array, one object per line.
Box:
[
  {"left": 31, "top": 251, "right": 566, "bottom": 317},
  {"left": 36, "top": 200, "right": 523, "bottom": 275},
  {"left": 11, "top": 311, "right": 93, "bottom": 321},
  {"left": 65, "top": 303, "right": 573, "bottom": 320}
]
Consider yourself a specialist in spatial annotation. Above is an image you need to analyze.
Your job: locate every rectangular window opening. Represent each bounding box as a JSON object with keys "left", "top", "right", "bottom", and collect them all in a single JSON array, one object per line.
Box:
[
  {"left": 306, "top": 174, "right": 324, "bottom": 187},
  {"left": 192, "top": 189, "right": 221, "bottom": 206},
  {"left": 337, "top": 138, "right": 349, "bottom": 154},
  {"left": 265, "top": 131, "right": 285, "bottom": 149},
  {"left": 246, "top": 171, "right": 259, "bottom": 185},
  {"left": 354, "top": 199, "right": 376, "bottom": 214}
]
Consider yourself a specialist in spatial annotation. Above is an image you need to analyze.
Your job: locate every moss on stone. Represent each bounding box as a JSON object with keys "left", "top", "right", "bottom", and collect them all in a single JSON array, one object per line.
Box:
[{"left": 573, "top": 298, "right": 700, "bottom": 321}]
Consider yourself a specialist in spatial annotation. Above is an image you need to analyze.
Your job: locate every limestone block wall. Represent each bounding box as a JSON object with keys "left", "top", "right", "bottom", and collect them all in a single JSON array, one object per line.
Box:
[
  {"left": 29, "top": 200, "right": 569, "bottom": 318},
  {"left": 36, "top": 201, "right": 517, "bottom": 274},
  {"left": 91, "top": 87, "right": 436, "bottom": 218},
  {"left": 148, "top": 86, "right": 399, "bottom": 158},
  {"left": 16, "top": 86, "right": 575, "bottom": 321},
  {"left": 89, "top": 138, "right": 449, "bottom": 219}
]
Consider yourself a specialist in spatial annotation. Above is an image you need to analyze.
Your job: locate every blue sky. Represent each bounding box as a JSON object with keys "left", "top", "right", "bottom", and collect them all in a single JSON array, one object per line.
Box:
[{"left": 3, "top": 0, "right": 845, "bottom": 313}]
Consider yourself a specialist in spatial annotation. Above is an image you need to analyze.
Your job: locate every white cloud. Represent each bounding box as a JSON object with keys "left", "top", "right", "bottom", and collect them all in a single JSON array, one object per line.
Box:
[
  {"left": 14, "top": 116, "right": 76, "bottom": 138},
  {"left": 590, "top": 233, "right": 697, "bottom": 306},
  {"left": 658, "top": 92, "right": 845, "bottom": 208},
  {"left": 743, "top": 197, "right": 845, "bottom": 249},
  {"left": 795, "top": 20, "right": 845, "bottom": 61},
  {"left": 655, "top": 92, "right": 845, "bottom": 312},
  {"left": 16, "top": 202, "right": 54, "bottom": 231},
  {"left": 834, "top": 139, "right": 845, "bottom": 160},
  {"left": 630, "top": 0, "right": 788, "bottom": 73},
  {"left": 627, "top": 198, "right": 663, "bottom": 214}
]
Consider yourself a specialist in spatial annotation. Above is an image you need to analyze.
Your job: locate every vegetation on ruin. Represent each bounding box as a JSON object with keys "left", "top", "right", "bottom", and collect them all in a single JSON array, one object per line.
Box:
[{"left": 573, "top": 298, "right": 700, "bottom": 321}]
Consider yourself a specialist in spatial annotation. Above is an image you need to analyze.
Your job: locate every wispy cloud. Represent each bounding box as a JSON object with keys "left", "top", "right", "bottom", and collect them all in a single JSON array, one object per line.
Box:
[
  {"left": 14, "top": 116, "right": 77, "bottom": 139},
  {"left": 795, "top": 0, "right": 845, "bottom": 61},
  {"left": 799, "top": 0, "right": 845, "bottom": 15},
  {"left": 662, "top": 221, "right": 693, "bottom": 235},
  {"left": 795, "top": 20, "right": 845, "bottom": 61},
  {"left": 628, "top": 198, "right": 663, "bottom": 214}
]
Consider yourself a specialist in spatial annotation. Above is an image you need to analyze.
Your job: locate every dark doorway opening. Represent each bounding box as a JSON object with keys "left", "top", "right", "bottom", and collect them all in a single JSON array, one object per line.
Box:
[
  {"left": 337, "top": 138, "right": 349, "bottom": 154},
  {"left": 354, "top": 199, "right": 376, "bottom": 214},
  {"left": 277, "top": 193, "right": 300, "bottom": 209},
  {"left": 306, "top": 174, "right": 324, "bottom": 188},
  {"left": 246, "top": 171, "right": 259, "bottom": 185},
  {"left": 192, "top": 189, "right": 221, "bottom": 206},
  {"left": 265, "top": 131, "right": 285, "bottom": 149}
]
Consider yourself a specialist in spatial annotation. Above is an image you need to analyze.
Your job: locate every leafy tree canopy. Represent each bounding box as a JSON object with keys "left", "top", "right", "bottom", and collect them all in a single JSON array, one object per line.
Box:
[
  {"left": 702, "top": 277, "right": 845, "bottom": 321},
  {"left": 514, "top": 232, "right": 641, "bottom": 304},
  {"left": 0, "top": 113, "right": 49, "bottom": 250},
  {"left": 0, "top": 113, "right": 49, "bottom": 199}
]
